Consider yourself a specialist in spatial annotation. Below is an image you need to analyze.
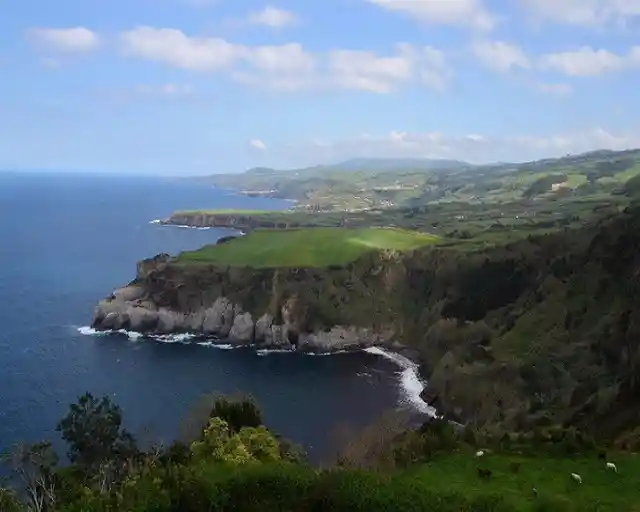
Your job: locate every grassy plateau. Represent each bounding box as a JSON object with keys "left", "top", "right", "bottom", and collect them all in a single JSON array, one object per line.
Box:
[{"left": 177, "top": 227, "right": 438, "bottom": 267}]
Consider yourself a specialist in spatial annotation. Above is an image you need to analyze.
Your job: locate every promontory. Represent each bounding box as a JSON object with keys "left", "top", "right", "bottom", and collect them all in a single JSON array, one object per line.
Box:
[{"left": 91, "top": 205, "right": 640, "bottom": 440}]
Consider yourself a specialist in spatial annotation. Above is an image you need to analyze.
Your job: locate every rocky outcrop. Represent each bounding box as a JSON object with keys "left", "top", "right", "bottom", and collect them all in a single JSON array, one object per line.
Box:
[
  {"left": 90, "top": 205, "right": 640, "bottom": 442},
  {"left": 161, "top": 212, "right": 318, "bottom": 231},
  {"left": 92, "top": 288, "right": 393, "bottom": 352},
  {"left": 90, "top": 254, "right": 399, "bottom": 352}
]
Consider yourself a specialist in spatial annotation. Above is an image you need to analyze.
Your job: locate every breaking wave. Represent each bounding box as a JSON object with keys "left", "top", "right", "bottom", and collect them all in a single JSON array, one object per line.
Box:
[
  {"left": 77, "top": 327, "right": 435, "bottom": 415},
  {"left": 364, "top": 347, "right": 436, "bottom": 416}
]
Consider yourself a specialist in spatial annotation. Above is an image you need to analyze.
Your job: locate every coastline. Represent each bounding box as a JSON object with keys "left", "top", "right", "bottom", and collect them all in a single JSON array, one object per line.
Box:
[{"left": 78, "top": 325, "right": 437, "bottom": 418}]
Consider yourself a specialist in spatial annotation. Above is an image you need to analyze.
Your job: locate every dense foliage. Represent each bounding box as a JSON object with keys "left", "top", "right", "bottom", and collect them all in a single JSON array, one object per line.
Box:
[{"left": 2, "top": 392, "right": 639, "bottom": 511}]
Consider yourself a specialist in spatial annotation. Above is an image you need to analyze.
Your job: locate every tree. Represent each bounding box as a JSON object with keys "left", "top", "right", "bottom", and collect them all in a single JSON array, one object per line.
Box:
[
  {"left": 1, "top": 441, "right": 58, "bottom": 512},
  {"left": 56, "top": 393, "right": 137, "bottom": 470},
  {"left": 0, "top": 488, "right": 23, "bottom": 512},
  {"left": 209, "top": 393, "right": 263, "bottom": 433},
  {"left": 190, "top": 418, "right": 281, "bottom": 465},
  {"left": 180, "top": 392, "right": 263, "bottom": 443}
]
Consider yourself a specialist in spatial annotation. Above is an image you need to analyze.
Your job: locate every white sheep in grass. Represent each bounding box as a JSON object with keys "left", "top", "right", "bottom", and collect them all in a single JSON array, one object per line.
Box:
[
  {"left": 606, "top": 462, "right": 618, "bottom": 473},
  {"left": 475, "top": 450, "right": 485, "bottom": 458},
  {"left": 571, "top": 473, "right": 582, "bottom": 484}
]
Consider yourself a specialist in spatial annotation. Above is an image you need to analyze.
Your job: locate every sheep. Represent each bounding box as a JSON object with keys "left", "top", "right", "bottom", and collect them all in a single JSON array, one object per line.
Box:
[
  {"left": 606, "top": 462, "right": 618, "bottom": 473},
  {"left": 571, "top": 473, "right": 582, "bottom": 484},
  {"left": 475, "top": 450, "right": 485, "bottom": 458},
  {"left": 477, "top": 467, "right": 492, "bottom": 479}
]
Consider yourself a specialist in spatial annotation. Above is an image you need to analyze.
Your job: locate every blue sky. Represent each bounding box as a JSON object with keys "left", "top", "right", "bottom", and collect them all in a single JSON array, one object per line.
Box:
[{"left": 2, "top": 0, "right": 640, "bottom": 175}]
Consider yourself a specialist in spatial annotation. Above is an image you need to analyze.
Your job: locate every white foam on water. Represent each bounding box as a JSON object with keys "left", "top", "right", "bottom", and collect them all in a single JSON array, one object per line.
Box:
[
  {"left": 363, "top": 346, "right": 436, "bottom": 416},
  {"left": 256, "top": 348, "right": 295, "bottom": 356},
  {"left": 77, "top": 326, "right": 195, "bottom": 343},
  {"left": 77, "top": 326, "right": 101, "bottom": 336},
  {"left": 304, "top": 349, "right": 353, "bottom": 356},
  {"left": 153, "top": 223, "right": 209, "bottom": 230},
  {"left": 77, "top": 327, "right": 264, "bottom": 350},
  {"left": 78, "top": 326, "right": 434, "bottom": 415},
  {"left": 148, "top": 219, "right": 162, "bottom": 224},
  {"left": 197, "top": 342, "right": 241, "bottom": 350},
  {"left": 153, "top": 333, "right": 196, "bottom": 343}
]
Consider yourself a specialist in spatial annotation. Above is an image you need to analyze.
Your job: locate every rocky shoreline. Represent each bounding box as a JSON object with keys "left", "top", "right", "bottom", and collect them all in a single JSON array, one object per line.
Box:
[
  {"left": 159, "top": 212, "right": 320, "bottom": 231},
  {"left": 91, "top": 284, "right": 398, "bottom": 354}
]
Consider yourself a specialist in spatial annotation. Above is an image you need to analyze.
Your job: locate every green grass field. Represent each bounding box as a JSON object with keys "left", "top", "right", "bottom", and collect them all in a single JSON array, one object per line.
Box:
[
  {"left": 404, "top": 450, "right": 640, "bottom": 510},
  {"left": 177, "top": 227, "right": 438, "bottom": 267}
]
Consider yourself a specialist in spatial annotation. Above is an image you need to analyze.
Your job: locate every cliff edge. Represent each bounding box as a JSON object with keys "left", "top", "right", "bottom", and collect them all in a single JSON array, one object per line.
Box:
[
  {"left": 91, "top": 208, "right": 640, "bottom": 443},
  {"left": 91, "top": 250, "right": 406, "bottom": 352}
]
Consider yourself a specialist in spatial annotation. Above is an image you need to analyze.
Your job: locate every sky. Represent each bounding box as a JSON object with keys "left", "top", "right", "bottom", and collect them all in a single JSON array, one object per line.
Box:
[{"left": 1, "top": 0, "right": 640, "bottom": 175}]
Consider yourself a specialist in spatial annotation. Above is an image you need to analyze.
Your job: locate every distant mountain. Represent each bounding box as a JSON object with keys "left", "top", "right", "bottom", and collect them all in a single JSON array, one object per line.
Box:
[
  {"left": 328, "top": 157, "right": 472, "bottom": 172},
  {"left": 243, "top": 158, "right": 471, "bottom": 177}
]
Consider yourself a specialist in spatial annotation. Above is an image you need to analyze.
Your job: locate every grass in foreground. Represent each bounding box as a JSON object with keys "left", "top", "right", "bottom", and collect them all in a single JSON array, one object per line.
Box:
[
  {"left": 403, "top": 451, "right": 640, "bottom": 511},
  {"left": 177, "top": 227, "right": 438, "bottom": 267}
]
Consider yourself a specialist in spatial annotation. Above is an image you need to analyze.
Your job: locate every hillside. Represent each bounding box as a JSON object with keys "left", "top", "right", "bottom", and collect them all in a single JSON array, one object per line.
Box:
[
  {"left": 3, "top": 392, "right": 640, "bottom": 511},
  {"left": 92, "top": 204, "right": 640, "bottom": 446},
  {"left": 187, "top": 148, "right": 640, "bottom": 211}
]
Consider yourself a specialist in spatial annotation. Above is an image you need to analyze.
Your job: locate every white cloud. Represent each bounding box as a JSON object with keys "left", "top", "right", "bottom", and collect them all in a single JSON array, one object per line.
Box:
[
  {"left": 249, "top": 139, "right": 267, "bottom": 150},
  {"left": 118, "top": 27, "right": 451, "bottom": 92},
  {"left": 245, "top": 6, "right": 300, "bottom": 27},
  {"left": 471, "top": 40, "right": 530, "bottom": 72},
  {"left": 367, "top": 0, "right": 496, "bottom": 30},
  {"left": 120, "top": 27, "right": 244, "bottom": 71},
  {"left": 535, "top": 82, "right": 573, "bottom": 96},
  {"left": 419, "top": 46, "right": 453, "bottom": 91},
  {"left": 133, "top": 83, "right": 194, "bottom": 96},
  {"left": 538, "top": 46, "right": 638, "bottom": 76},
  {"left": 232, "top": 42, "right": 317, "bottom": 90},
  {"left": 327, "top": 45, "right": 415, "bottom": 93},
  {"left": 287, "top": 128, "right": 640, "bottom": 164},
  {"left": 470, "top": 41, "right": 640, "bottom": 78},
  {"left": 28, "top": 27, "right": 101, "bottom": 53},
  {"left": 521, "top": 0, "right": 640, "bottom": 27}
]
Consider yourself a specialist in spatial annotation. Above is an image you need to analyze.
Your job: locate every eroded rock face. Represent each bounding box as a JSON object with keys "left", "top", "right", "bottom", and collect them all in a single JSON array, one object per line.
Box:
[
  {"left": 254, "top": 314, "right": 273, "bottom": 343},
  {"left": 202, "top": 298, "right": 234, "bottom": 336},
  {"left": 91, "top": 285, "right": 394, "bottom": 352},
  {"left": 299, "top": 326, "right": 394, "bottom": 352},
  {"left": 228, "top": 312, "right": 254, "bottom": 342}
]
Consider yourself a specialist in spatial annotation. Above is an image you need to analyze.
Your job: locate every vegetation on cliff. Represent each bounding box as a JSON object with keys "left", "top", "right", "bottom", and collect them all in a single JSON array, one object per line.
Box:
[
  {"left": 2, "top": 392, "right": 639, "bottom": 511},
  {"left": 184, "top": 149, "right": 640, "bottom": 211},
  {"left": 177, "top": 227, "right": 438, "bottom": 268},
  {"left": 120, "top": 203, "right": 640, "bottom": 447}
]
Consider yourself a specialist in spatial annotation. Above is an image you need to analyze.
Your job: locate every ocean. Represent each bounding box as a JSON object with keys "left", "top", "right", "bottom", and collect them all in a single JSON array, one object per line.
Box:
[{"left": 0, "top": 171, "right": 429, "bottom": 463}]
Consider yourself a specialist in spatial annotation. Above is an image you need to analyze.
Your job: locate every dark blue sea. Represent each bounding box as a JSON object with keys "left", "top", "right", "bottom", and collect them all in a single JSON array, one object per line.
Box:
[{"left": 0, "top": 171, "right": 429, "bottom": 463}]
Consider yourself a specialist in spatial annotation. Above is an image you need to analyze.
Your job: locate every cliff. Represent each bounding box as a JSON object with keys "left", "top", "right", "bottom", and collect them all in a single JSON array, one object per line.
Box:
[
  {"left": 92, "top": 250, "right": 406, "bottom": 352},
  {"left": 92, "top": 206, "right": 640, "bottom": 443},
  {"left": 162, "top": 212, "right": 319, "bottom": 231}
]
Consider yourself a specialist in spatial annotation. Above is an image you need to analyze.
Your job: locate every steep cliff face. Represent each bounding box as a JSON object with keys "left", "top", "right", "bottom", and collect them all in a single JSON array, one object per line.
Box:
[
  {"left": 91, "top": 250, "right": 406, "bottom": 352},
  {"left": 92, "top": 206, "right": 640, "bottom": 442},
  {"left": 163, "top": 213, "right": 317, "bottom": 231}
]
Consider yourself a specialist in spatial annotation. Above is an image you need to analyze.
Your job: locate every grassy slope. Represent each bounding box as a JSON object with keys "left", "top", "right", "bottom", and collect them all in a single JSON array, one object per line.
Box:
[
  {"left": 406, "top": 451, "right": 640, "bottom": 510},
  {"left": 177, "top": 227, "right": 438, "bottom": 267}
]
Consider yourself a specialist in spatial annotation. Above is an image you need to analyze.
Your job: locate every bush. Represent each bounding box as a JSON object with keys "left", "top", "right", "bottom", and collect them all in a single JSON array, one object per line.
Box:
[
  {"left": 392, "top": 419, "right": 460, "bottom": 466},
  {"left": 0, "top": 488, "right": 23, "bottom": 512},
  {"left": 209, "top": 394, "right": 263, "bottom": 433}
]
